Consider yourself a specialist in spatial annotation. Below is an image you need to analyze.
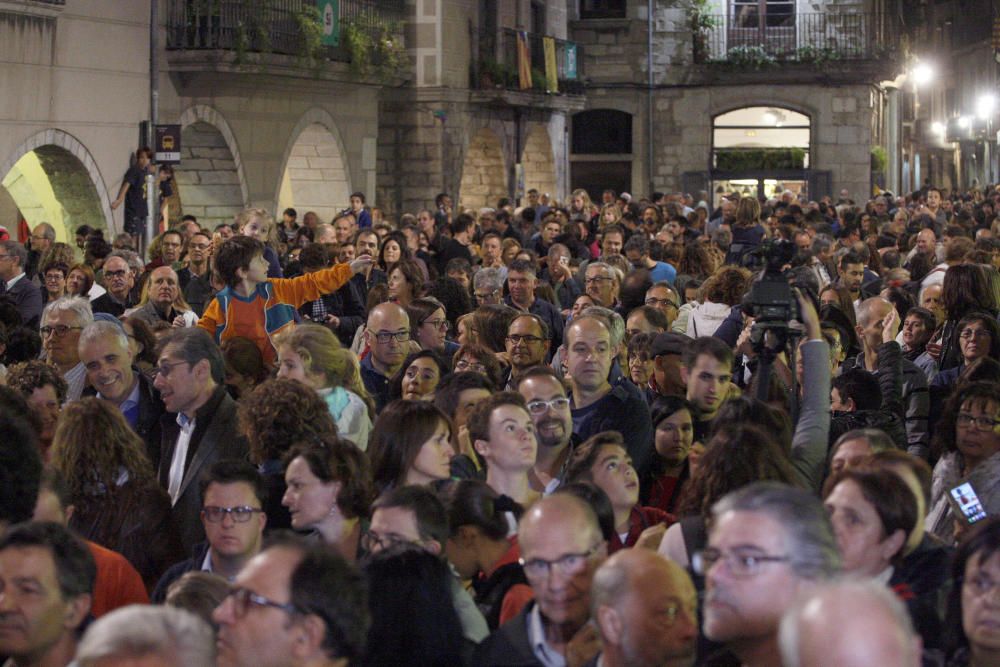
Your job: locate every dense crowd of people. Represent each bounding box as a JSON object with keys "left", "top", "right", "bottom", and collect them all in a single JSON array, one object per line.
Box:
[{"left": 0, "top": 178, "right": 1000, "bottom": 667}]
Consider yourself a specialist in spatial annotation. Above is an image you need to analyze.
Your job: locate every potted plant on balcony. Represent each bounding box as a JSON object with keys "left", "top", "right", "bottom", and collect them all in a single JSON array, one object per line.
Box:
[
  {"left": 688, "top": 0, "right": 718, "bottom": 63},
  {"left": 343, "top": 16, "right": 407, "bottom": 82}
]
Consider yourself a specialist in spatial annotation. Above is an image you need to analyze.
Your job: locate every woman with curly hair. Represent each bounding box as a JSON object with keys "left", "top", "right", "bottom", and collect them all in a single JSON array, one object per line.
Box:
[
  {"left": 657, "top": 423, "right": 799, "bottom": 569},
  {"left": 677, "top": 241, "right": 717, "bottom": 281},
  {"left": 451, "top": 342, "right": 505, "bottom": 388},
  {"left": 282, "top": 433, "right": 374, "bottom": 562},
  {"left": 387, "top": 258, "right": 426, "bottom": 308},
  {"left": 6, "top": 359, "right": 67, "bottom": 459},
  {"left": 275, "top": 324, "right": 374, "bottom": 449},
  {"left": 685, "top": 266, "right": 751, "bottom": 338},
  {"left": 238, "top": 377, "right": 339, "bottom": 531},
  {"left": 388, "top": 349, "right": 449, "bottom": 402},
  {"left": 50, "top": 397, "right": 182, "bottom": 589}
]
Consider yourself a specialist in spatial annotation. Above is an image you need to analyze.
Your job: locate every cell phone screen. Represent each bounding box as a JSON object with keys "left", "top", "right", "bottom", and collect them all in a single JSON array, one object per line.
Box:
[{"left": 950, "top": 482, "right": 988, "bottom": 524}]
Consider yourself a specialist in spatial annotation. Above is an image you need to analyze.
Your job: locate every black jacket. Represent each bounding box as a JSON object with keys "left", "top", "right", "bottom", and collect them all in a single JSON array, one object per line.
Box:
[
  {"left": 158, "top": 386, "right": 248, "bottom": 552},
  {"left": 471, "top": 603, "right": 543, "bottom": 667},
  {"left": 150, "top": 541, "right": 210, "bottom": 603},
  {"left": 297, "top": 280, "right": 366, "bottom": 347},
  {"left": 84, "top": 370, "right": 165, "bottom": 468}
]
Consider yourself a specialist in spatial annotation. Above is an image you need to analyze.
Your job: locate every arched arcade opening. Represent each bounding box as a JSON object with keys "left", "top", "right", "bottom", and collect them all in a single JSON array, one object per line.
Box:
[
  {"left": 277, "top": 122, "right": 351, "bottom": 225},
  {"left": 458, "top": 128, "right": 507, "bottom": 211},
  {"left": 521, "top": 125, "right": 556, "bottom": 201},
  {"left": 175, "top": 121, "right": 246, "bottom": 229}
]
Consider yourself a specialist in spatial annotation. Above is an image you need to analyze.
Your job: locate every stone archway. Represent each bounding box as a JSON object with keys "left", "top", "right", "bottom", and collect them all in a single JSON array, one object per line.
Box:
[
  {"left": 521, "top": 125, "right": 557, "bottom": 201},
  {"left": 276, "top": 111, "right": 352, "bottom": 225},
  {"left": 458, "top": 128, "right": 507, "bottom": 211},
  {"left": 0, "top": 130, "right": 111, "bottom": 241},
  {"left": 177, "top": 106, "right": 248, "bottom": 229}
]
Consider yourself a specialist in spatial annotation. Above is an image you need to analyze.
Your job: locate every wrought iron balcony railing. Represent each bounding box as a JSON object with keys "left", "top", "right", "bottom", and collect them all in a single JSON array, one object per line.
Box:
[
  {"left": 694, "top": 12, "right": 892, "bottom": 64},
  {"left": 165, "top": 0, "right": 405, "bottom": 63},
  {"left": 471, "top": 28, "right": 584, "bottom": 95}
]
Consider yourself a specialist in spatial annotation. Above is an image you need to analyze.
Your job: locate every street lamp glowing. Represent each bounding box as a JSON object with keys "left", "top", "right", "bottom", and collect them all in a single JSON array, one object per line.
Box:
[
  {"left": 958, "top": 116, "right": 971, "bottom": 129},
  {"left": 977, "top": 94, "right": 997, "bottom": 120},
  {"left": 911, "top": 62, "right": 934, "bottom": 86},
  {"left": 931, "top": 121, "right": 945, "bottom": 135}
]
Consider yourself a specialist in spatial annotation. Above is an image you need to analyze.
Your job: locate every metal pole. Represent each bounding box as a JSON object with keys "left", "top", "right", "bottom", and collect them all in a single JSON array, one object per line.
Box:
[
  {"left": 647, "top": 0, "right": 654, "bottom": 198},
  {"left": 146, "top": 0, "right": 159, "bottom": 255}
]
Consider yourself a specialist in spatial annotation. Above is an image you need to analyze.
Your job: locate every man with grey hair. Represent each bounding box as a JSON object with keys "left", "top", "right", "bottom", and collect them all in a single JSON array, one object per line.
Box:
[
  {"left": 778, "top": 578, "right": 921, "bottom": 667},
  {"left": 841, "top": 296, "right": 929, "bottom": 458},
  {"left": 79, "top": 319, "right": 165, "bottom": 465},
  {"left": 0, "top": 239, "right": 43, "bottom": 328},
  {"left": 591, "top": 549, "right": 698, "bottom": 667},
  {"left": 698, "top": 482, "right": 841, "bottom": 667},
  {"left": 76, "top": 604, "right": 215, "bottom": 667},
  {"left": 91, "top": 253, "right": 137, "bottom": 317},
  {"left": 40, "top": 296, "right": 93, "bottom": 402},
  {"left": 473, "top": 267, "right": 504, "bottom": 306},
  {"left": 584, "top": 262, "right": 620, "bottom": 309}
]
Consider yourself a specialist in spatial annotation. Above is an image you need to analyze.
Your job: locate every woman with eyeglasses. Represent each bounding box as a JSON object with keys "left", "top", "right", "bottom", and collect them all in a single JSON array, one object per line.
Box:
[
  {"left": 275, "top": 324, "right": 374, "bottom": 450},
  {"left": 930, "top": 313, "right": 1000, "bottom": 395},
  {"left": 451, "top": 343, "right": 505, "bottom": 389},
  {"left": 40, "top": 262, "right": 69, "bottom": 303},
  {"left": 369, "top": 399, "right": 455, "bottom": 494},
  {"left": 942, "top": 517, "right": 1000, "bottom": 667},
  {"left": 927, "top": 382, "right": 1000, "bottom": 543},
  {"left": 407, "top": 297, "right": 459, "bottom": 359},
  {"left": 281, "top": 434, "right": 373, "bottom": 562},
  {"left": 50, "top": 397, "right": 182, "bottom": 589}
]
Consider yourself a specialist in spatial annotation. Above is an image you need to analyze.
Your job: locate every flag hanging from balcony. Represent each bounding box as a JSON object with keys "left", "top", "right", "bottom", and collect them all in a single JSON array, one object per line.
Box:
[
  {"left": 517, "top": 31, "right": 532, "bottom": 90},
  {"left": 543, "top": 37, "right": 558, "bottom": 93}
]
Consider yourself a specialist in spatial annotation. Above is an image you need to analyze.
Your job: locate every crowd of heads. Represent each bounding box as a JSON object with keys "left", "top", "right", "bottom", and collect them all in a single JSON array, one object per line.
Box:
[{"left": 0, "top": 182, "right": 999, "bottom": 666}]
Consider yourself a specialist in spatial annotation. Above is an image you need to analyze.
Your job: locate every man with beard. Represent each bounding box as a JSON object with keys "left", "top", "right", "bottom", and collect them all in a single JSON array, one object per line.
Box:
[
  {"left": 589, "top": 549, "right": 698, "bottom": 667},
  {"left": 517, "top": 367, "right": 577, "bottom": 494},
  {"left": 698, "top": 483, "right": 840, "bottom": 667}
]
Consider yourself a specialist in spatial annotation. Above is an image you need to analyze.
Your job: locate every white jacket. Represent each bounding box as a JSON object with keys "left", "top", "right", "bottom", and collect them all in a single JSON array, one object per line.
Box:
[{"left": 685, "top": 300, "right": 732, "bottom": 338}]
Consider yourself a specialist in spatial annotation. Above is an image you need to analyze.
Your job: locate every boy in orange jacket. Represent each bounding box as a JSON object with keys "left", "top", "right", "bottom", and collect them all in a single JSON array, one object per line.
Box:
[{"left": 198, "top": 236, "right": 371, "bottom": 365}]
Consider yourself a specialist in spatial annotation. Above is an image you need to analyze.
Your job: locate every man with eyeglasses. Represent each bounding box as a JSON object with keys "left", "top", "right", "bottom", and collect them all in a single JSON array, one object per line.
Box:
[
  {"left": 506, "top": 259, "right": 563, "bottom": 351},
  {"left": 590, "top": 548, "right": 698, "bottom": 667},
  {"left": 365, "top": 485, "right": 489, "bottom": 645},
  {"left": 154, "top": 328, "right": 247, "bottom": 552},
  {"left": 504, "top": 314, "right": 551, "bottom": 390},
  {"left": 697, "top": 482, "right": 840, "bottom": 667},
  {"left": 517, "top": 367, "right": 577, "bottom": 494},
  {"left": 644, "top": 282, "right": 680, "bottom": 329},
  {"left": 40, "top": 296, "right": 93, "bottom": 403},
  {"left": 361, "top": 302, "right": 411, "bottom": 411},
  {"left": 152, "top": 460, "right": 266, "bottom": 602},
  {"left": 584, "top": 262, "right": 620, "bottom": 310},
  {"left": 474, "top": 267, "right": 504, "bottom": 306},
  {"left": 212, "top": 537, "right": 369, "bottom": 667},
  {"left": 0, "top": 239, "right": 43, "bottom": 329},
  {"left": 91, "top": 254, "right": 136, "bottom": 317},
  {"left": 474, "top": 493, "right": 607, "bottom": 667},
  {"left": 177, "top": 230, "right": 215, "bottom": 317}
]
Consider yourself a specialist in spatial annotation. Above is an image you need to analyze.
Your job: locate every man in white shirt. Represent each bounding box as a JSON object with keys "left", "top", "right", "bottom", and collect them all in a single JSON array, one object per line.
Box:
[
  {"left": 40, "top": 297, "right": 93, "bottom": 403},
  {"left": 153, "top": 328, "right": 247, "bottom": 552}
]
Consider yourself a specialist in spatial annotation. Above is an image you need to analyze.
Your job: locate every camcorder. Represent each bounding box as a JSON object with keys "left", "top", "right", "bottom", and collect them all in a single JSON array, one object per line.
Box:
[{"left": 742, "top": 240, "right": 800, "bottom": 350}]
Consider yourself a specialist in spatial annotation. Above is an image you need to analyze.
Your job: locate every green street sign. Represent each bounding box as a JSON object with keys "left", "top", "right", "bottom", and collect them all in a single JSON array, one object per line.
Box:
[{"left": 320, "top": 0, "right": 339, "bottom": 47}]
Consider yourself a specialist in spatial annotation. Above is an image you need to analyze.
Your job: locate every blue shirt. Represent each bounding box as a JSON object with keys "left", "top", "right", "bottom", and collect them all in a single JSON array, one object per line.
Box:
[{"left": 648, "top": 261, "right": 677, "bottom": 285}]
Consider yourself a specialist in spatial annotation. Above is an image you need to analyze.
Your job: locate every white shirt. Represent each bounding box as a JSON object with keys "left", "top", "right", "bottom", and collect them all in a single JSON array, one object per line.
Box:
[
  {"left": 63, "top": 362, "right": 88, "bottom": 404},
  {"left": 168, "top": 413, "right": 196, "bottom": 505},
  {"left": 527, "top": 603, "right": 566, "bottom": 667},
  {"left": 5, "top": 272, "right": 25, "bottom": 290}
]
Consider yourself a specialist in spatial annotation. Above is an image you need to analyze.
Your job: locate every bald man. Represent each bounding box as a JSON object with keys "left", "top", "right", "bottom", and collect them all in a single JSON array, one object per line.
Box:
[
  {"left": 779, "top": 579, "right": 922, "bottom": 667},
  {"left": 591, "top": 549, "right": 698, "bottom": 667},
  {"left": 127, "top": 265, "right": 197, "bottom": 328},
  {"left": 474, "top": 494, "right": 607, "bottom": 666},
  {"left": 842, "top": 297, "right": 929, "bottom": 458},
  {"left": 360, "top": 302, "right": 411, "bottom": 411}
]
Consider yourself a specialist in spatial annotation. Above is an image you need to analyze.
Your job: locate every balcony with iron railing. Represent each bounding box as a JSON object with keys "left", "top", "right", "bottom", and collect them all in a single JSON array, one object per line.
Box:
[
  {"left": 470, "top": 27, "right": 585, "bottom": 101},
  {"left": 164, "top": 0, "right": 406, "bottom": 74},
  {"left": 694, "top": 12, "right": 893, "bottom": 66}
]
